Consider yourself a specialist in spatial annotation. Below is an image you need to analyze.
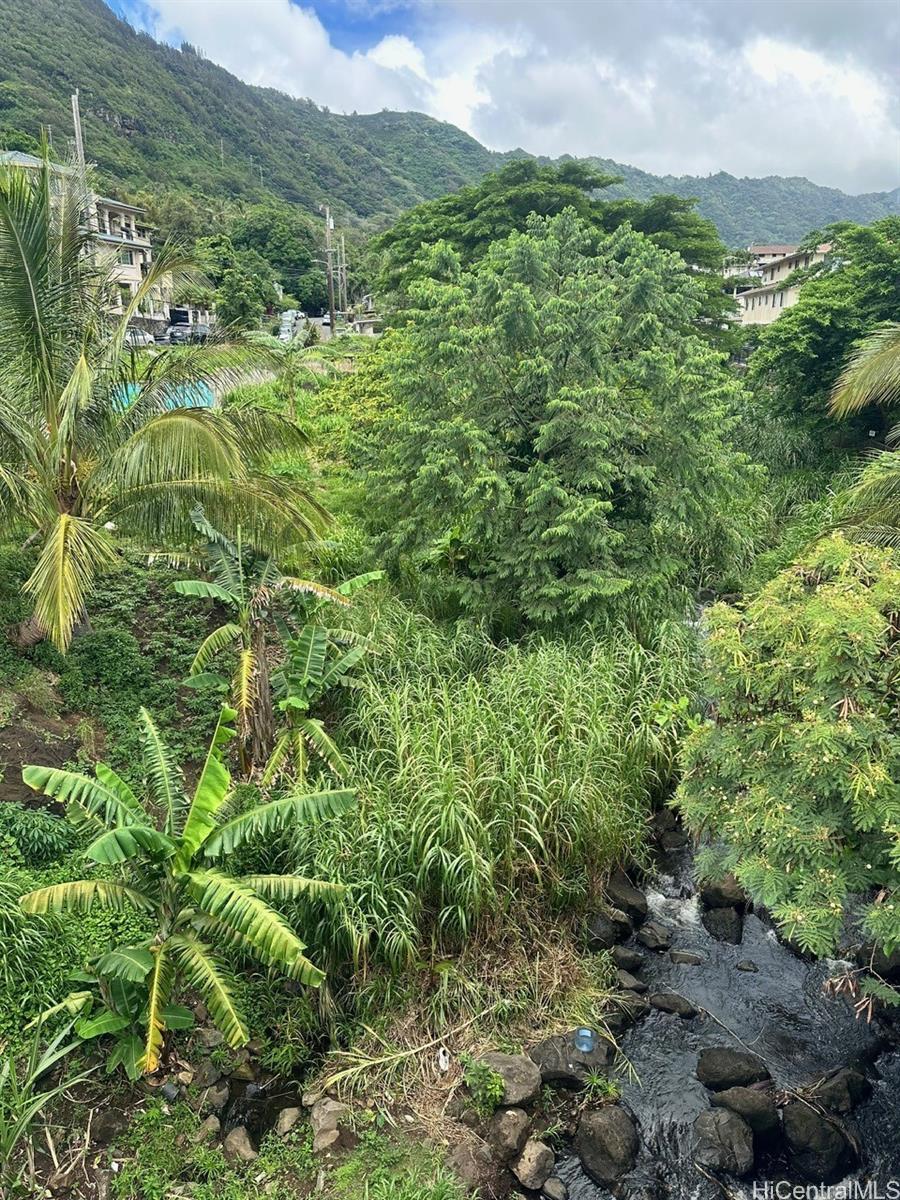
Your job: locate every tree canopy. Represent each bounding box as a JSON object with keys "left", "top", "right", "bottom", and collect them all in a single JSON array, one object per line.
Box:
[{"left": 358, "top": 209, "right": 754, "bottom": 628}]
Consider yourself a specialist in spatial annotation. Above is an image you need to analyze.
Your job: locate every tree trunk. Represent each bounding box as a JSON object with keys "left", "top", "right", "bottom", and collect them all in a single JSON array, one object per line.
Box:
[
  {"left": 10, "top": 613, "right": 45, "bottom": 649},
  {"left": 247, "top": 627, "right": 276, "bottom": 777}
]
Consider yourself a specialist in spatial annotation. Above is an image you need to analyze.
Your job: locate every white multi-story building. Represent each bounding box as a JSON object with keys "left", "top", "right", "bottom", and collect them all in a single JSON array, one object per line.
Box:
[
  {"left": 0, "top": 151, "right": 211, "bottom": 329},
  {"left": 736, "top": 244, "right": 831, "bottom": 326}
]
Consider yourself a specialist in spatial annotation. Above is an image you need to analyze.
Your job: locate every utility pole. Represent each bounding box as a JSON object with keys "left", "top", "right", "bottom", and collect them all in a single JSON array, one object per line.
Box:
[
  {"left": 71, "top": 89, "right": 85, "bottom": 166},
  {"left": 219, "top": 138, "right": 224, "bottom": 165},
  {"left": 322, "top": 204, "right": 336, "bottom": 333},
  {"left": 339, "top": 233, "right": 348, "bottom": 313}
]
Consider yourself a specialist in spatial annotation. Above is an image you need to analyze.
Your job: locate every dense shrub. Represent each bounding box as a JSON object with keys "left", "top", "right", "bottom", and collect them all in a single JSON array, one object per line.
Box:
[
  {"left": 277, "top": 599, "right": 698, "bottom": 972},
  {"left": 0, "top": 802, "right": 77, "bottom": 866},
  {"left": 677, "top": 534, "right": 900, "bottom": 960}
]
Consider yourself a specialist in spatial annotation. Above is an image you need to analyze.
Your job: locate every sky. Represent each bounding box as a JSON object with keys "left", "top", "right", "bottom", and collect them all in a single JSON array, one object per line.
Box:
[{"left": 112, "top": 0, "right": 900, "bottom": 194}]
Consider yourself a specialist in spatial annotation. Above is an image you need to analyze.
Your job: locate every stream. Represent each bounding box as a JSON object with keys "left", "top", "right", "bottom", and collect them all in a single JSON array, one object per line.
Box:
[{"left": 555, "top": 847, "right": 900, "bottom": 1198}]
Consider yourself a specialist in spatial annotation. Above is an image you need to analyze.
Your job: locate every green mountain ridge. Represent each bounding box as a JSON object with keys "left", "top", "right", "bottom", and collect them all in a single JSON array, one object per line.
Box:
[{"left": 0, "top": 0, "right": 896, "bottom": 245}]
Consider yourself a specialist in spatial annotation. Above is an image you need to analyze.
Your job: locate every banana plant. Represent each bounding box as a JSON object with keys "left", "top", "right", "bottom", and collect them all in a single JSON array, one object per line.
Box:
[
  {"left": 175, "top": 508, "right": 347, "bottom": 775},
  {"left": 19, "top": 705, "right": 353, "bottom": 1077},
  {"left": 264, "top": 571, "right": 382, "bottom": 786}
]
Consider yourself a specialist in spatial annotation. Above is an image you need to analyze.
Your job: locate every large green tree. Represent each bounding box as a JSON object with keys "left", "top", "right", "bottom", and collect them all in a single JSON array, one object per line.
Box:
[
  {"left": 369, "top": 160, "right": 726, "bottom": 297},
  {"left": 360, "top": 209, "right": 754, "bottom": 627},
  {"left": 0, "top": 157, "right": 319, "bottom": 649}
]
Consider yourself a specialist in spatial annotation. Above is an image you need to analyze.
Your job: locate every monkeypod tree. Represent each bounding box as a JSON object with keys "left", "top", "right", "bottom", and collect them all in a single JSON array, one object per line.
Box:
[
  {"left": 677, "top": 535, "right": 900, "bottom": 982},
  {"left": 19, "top": 705, "right": 354, "bottom": 1076}
]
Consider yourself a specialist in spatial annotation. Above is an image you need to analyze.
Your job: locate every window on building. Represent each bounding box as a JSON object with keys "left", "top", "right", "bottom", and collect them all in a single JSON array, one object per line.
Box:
[
  {"left": 119, "top": 249, "right": 133, "bottom": 265},
  {"left": 118, "top": 283, "right": 131, "bottom": 309}
]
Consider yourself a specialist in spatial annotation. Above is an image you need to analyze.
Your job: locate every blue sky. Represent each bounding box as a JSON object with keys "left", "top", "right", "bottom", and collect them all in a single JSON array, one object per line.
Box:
[{"left": 109, "top": 0, "right": 900, "bottom": 192}]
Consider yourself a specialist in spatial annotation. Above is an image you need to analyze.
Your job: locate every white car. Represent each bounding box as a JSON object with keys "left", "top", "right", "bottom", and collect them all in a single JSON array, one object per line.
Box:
[{"left": 124, "top": 326, "right": 155, "bottom": 348}]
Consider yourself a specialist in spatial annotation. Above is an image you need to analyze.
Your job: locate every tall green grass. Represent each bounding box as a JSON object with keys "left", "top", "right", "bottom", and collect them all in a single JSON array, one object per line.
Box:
[{"left": 284, "top": 601, "right": 698, "bottom": 974}]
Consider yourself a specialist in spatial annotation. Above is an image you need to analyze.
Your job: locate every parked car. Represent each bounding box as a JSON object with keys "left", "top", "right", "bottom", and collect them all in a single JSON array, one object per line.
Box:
[
  {"left": 167, "top": 324, "right": 210, "bottom": 344},
  {"left": 124, "top": 326, "right": 155, "bottom": 348}
]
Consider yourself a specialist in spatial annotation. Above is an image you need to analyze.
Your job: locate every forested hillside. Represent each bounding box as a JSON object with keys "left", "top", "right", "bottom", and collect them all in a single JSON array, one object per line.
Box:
[{"left": 0, "top": 0, "right": 895, "bottom": 242}]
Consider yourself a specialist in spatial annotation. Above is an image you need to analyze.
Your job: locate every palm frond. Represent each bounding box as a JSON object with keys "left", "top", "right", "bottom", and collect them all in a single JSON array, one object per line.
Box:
[
  {"left": 241, "top": 874, "right": 345, "bottom": 900},
  {"left": 202, "top": 789, "right": 355, "bottom": 857},
  {"left": 139, "top": 941, "right": 174, "bottom": 1074},
  {"left": 138, "top": 708, "right": 183, "bottom": 834},
  {"left": 24, "top": 514, "right": 118, "bottom": 651},
  {"left": 19, "top": 880, "right": 154, "bottom": 915},
  {"left": 84, "top": 825, "right": 177, "bottom": 866},
  {"left": 23, "top": 764, "right": 141, "bottom": 829},
  {"left": 168, "top": 933, "right": 249, "bottom": 1047},
  {"left": 175, "top": 706, "right": 235, "bottom": 865},
  {"left": 187, "top": 869, "right": 324, "bottom": 985},
  {"left": 184, "top": 621, "right": 242, "bottom": 676},
  {"left": 831, "top": 324, "right": 900, "bottom": 417},
  {"left": 298, "top": 718, "right": 349, "bottom": 779}
]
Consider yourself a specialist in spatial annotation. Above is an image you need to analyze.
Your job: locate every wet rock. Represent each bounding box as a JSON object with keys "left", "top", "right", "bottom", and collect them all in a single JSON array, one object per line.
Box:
[
  {"left": 196, "top": 1027, "right": 224, "bottom": 1048},
  {"left": 487, "top": 1107, "right": 530, "bottom": 1160},
  {"left": 810, "top": 1067, "right": 869, "bottom": 1114},
  {"left": 586, "top": 908, "right": 633, "bottom": 951},
  {"left": 191, "top": 1115, "right": 221, "bottom": 1144},
  {"left": 651, "top": 808, "right": 678, "bottom": 833},
  {"left": 636, "top": 920, "right": 671, "bottom": 951},
  {"left": 649, "top": 992, "right": 697, "bottom": 1019},
  {"left": 479, "top": 1052, "right": 542, "bottom": 1107},
  {"left": 528, "top": 1032, "right": 613, "bottom": 1090},
  {"left": 711, "top": 1087, "right": 779, "bottom": 1134},
  {"left": 275, "top": 1106, "right": 302, "bottom": 1137},
  {"left": 617, "top": 969, "right": 647, "bottom": 993},
  {"left": 701, "top": 906, "right": 743, "bottom": 944},
  {"left": 605, "top": 869, "right": 648, "bottom": 924},
  {"left": 446, "top": 1142, "right": 497, "bottom": 1190},
  {"left": 697, "top": 1048, "right": 770, "bottom": 1091},
  {"left": 611, "top": 945, "right": 644, "bottom": 972},
  {"left": 670, "top": 950, "right": 704, "bottom": 965},
  {"left": 201, "top": 1081, "right": 230, "bottom": 1114},
  {"left": 693, "top": 1108, "right": 754, "bottom": 1176},
  {"left": 310, "top": 1097, "right": 352, "bottom": 1152},
  {"left": 193, "top": 1058, "right": 221, "bottom": 1089},
  {"left": 223, "top": 1125, "right": 257, "bottom": 1163},
  {"left": 736, "top": 960, "right": 758, "bottom": 972},
  {"left": 574, "top": 1107, "right": 638, "bottom": 1186},
  {"left": 700, "top": 874, "right": 745, "bottom": 909},
  {"left": 616, "top": 995, "right": 651, "bottom": 1023},
  {"left": 542, "top": 1180, "right": 567, "bottom": 1200},
  {"left": 660, "top": 830, "right": 687, "bottom": 851},
  {"left": 783, "top": 1101, "right": 853, "bottom": 1180},
  {"left": 230, "top": 1061, "right": 255, "bottom": 1081},
  {"left": 161, "top": 1082, "right": 180, "bottom": 1102},
  {"left": 511, "top": 1139, "right": 554, "bottom": 1190}
]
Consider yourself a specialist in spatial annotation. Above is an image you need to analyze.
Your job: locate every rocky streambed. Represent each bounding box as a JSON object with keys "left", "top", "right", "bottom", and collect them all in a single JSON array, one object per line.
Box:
[{"left": 483, "top": 827, "right": 900, "bottom": 1199}]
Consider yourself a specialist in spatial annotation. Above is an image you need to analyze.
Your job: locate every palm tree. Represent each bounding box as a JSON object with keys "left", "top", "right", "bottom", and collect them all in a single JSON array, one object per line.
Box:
[
  {"left": 830, "top": 324, "right": 900, "bottom": 418},
  {"left": 831, "top": 325, "right": 900, "bottom": 543},
  {"left": 0, "top": 153, "right": 323, "bottom": 651},
  {"left": 19, "top": 705, "right": 354, "bottom": 1075},
  {"left": 175, "top": 509, "right": 346, "bottom": 774}
]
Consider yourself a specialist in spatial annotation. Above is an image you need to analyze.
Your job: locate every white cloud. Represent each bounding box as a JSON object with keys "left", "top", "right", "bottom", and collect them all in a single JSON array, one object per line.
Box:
[{"left": 119, "top": 0, "right": 900, "bottom": 192}]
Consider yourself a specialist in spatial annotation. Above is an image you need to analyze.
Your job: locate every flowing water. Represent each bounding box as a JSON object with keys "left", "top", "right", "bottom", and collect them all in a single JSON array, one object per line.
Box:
[{"left": 554, "top": 850, "right": 900, "bottom": 1198}]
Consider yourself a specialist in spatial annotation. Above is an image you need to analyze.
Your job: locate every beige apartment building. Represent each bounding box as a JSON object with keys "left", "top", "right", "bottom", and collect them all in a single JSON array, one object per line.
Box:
[
  {"left": 0, "top": 151, "right": 211, "bottom": 328},
  {"left": 735, "top": 244, "right": 831, "bottom": 326}
]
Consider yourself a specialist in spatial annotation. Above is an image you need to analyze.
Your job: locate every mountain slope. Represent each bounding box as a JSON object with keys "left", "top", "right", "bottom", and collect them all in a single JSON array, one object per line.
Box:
[{"left": 0, "top": 0, "right": 895, "bottom": 244}]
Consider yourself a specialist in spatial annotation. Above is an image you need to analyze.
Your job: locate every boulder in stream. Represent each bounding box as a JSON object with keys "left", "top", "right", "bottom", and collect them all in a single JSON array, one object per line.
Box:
[
  {"left": 782, "top": 1100, "right": 854, "bottom": 1180},
  {"left": 636, "top": 919, "right": 671, "bottom": 951},
  {"left": 697, "top": 1047, "right": 770, "bottom": 1090},
  {"left": 611, "top": 945, "right": 644, "bottom": 972},
  {"left": 586, "top": 908, "right": 633, "bottom": 951},
  {"left": 528, "top": 1031, "right": 613, "bottom": 1089},
  {"left": 810, "top": 1067, "right": 870, "bottom": 1113},
  {"left": 605, "top": 869, "right": 648, "bottom": 923},
  {"left": 574, "top": 1106, "right": 638, "bottom": 1185},
  {"left": 478, "top": 1052, "right": 542, "bottom": 1107},
  {"left": 693, "top": 1107, "right": 754, "bottom": 1176},
  {"left": 617, "top": 969, "right": 647, "bottom": 993},
  {"left": 711, "top": 1086, "right": 779, "bottom": 1133},
  {"left": 700, "top": 874, "right": 746, "bottom": 909},
  {"left": 701, "top": 905, "right": 743, "bottom": 944},
  {"left": 649, "top": 991, "right": 697, "bottom": 1019},
  {"left": 487, "top": 1107, "right": 530, "bottom": 1159},
  {"left": 511, "top": 1139, "right": 555, "bottom": 1190}
]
